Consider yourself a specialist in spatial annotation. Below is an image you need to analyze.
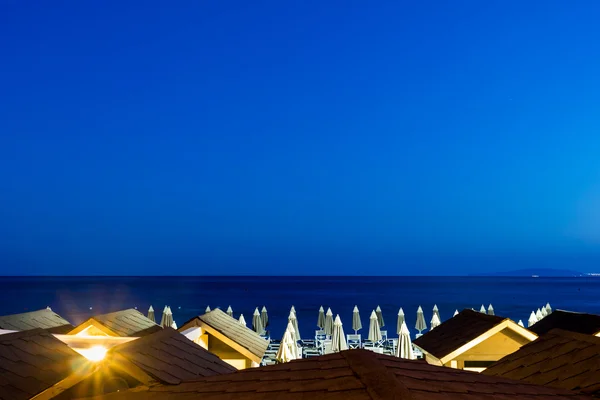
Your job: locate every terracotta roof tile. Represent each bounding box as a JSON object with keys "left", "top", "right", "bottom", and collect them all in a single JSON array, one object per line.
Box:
[
  {"left": 484, "top": 329, "right": 600, "bottom": 396},
  {"left": 529, "top": 310, "right": 600, "bottom": 336},
  {"left": 0, "top": 308, "right": 73, "bottom": 333},
  {"left": 89, "top": 349, "right": 592, "bottom": 400},
  {"left": 0, "top": 328, "right": 90, "bottom": 400}
]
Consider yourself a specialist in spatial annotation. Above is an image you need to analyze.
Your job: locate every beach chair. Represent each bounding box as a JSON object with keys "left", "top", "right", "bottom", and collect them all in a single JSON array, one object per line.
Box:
[
  {"left": 315, "top": 330, "right": 327, "bottom": 354},
  {"left": 323, "top": 339, "right": 333, "bottom": 355},
  {"left": 375, "top": 330, "right": 387, "bottom": 348},
  {"left": 347, "top": 334, "right": 361, "bottom": 349}
]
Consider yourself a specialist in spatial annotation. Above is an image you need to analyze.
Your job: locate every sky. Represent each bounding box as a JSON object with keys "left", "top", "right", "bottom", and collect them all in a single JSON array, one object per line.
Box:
[{"left": 1, "top": 1, "right": 600, "bottom": 275}]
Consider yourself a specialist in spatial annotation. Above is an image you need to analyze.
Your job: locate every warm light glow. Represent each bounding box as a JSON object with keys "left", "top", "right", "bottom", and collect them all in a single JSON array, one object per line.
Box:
[{"left": 77, "top": 345, "right": 107, "bottom": 362}]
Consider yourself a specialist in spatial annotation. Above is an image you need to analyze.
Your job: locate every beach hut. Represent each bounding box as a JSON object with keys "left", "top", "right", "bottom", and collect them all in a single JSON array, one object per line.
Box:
[
  {"left": 415, "top": 306, "right": 427, "bottom": 336},
  {"left": 324, "top": 308, "right": 334, "bottom": 336},
  {"left": 178, "top": 309, "right": 269, "bottom": 369},
  {"left": 288, "top": 309, "right": 301, "bottom": 342},
  {"left": 317, "top": 306, "right": 325, "bottom": 329},
  {"left": 252, "top": 308, "right": 264, "bottom": 335},
  {"left": 483, "top": 329, "right": 600, "bottom": 397},
  {"left": 368, "top": 310, "right": 382, "bottom": 342},
  {"left": 331, "top": 315, "right": 348, "bottom": 352},
  {"left": 527, "top": 309, "right": 600, "bottom": 337},
  {"left": 147, "top": 306, "right": 155, "bottom": 323},
  {"left": 352, "top": 306, "right": 362, "bottom": 334},
  {"left": 528, "top": 311, "right": 538, "bottom": 327},
  {"left": 488, "top": 304, "right": 495, "bottom": 316},
  {"left": 479, "top": 305, "right": 487, "bottom": 314},
  {"left": 396, "top": 320, "right": 415, "bottom": 360},
  {"left": 261, "top": 306, "right": 268, "bottom": 328},
  {"left": 376, "top": 305, "right": 385, "bottom": 328},
  {"left": 226, "top": 306, "right": 233, "bottom": 317},
  {"left": 0, "top": 308, "right": 74, "bottom": 334},
  {"left": 414, "top": 309, "right": 537, "bottom": 371},
  {"left": 430, "top": 313, "right": 441, "bottom": 330},
  {"left": 69, "top": 309, "right": 162, "bottom": 337},
  {"left": 276, "top": 321, "right": 298, "bottom": 363},
  {"left": 396, "top": 308, "right": 405, "bottom": 335},
  {"left": 239, "top": 314, "right": 246, "bottom": 327}
]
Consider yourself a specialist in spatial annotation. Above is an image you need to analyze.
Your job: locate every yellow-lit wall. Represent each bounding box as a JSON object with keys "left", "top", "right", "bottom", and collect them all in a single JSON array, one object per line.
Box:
[
  {"left": 73, "top": 324, "right": 111, "bottom": 336},
  {"left": 192, "top": 332, "right": 251, "bottom": 369}
]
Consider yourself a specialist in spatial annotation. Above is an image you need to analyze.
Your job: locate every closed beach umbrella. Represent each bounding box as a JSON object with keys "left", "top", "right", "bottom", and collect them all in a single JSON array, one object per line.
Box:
[
  {"left": 528, "top": 311, "right": 538, "bottom": 327},
  {"left": 252, "top": 308, "right": 264, "bottom": 335},
  {"left": 430, "top": 313, "right": 441, "bottom": 330},
  {"left": 239, "top": 314, "right": 247, "bottom": 327},
  {"left": 415, "top": 306, "right": 427, "bottom": 334},
  {"left": 396, "top": 321, "right": 414, "bottom": 359},
  {"left": 317, "top": 306, "right": 325, "bottom": 329},
  {"left": 205, "top": 306, "right": 211, "bottom": 313},
  {"left": 324, "top": 308, "right": 334, "bottom": 336},
  {"left": 288, "top": 310, "right": 301, "bottom": 342},
  {"left": 147, "top": 306, "right": 155, "bottom": 323},
  {"left": 376, "top": 305, "right": 385, "bottom": 327},
  {"left": 368, "top": 310, "right": 382, "bottom": 342},
  {"left": 171, "top": 320, "right": 177, "bottom": 329},
  {"left": 261, "top": 306, "right": 269, "bottom": 328},
  {"left": 536, "top": 308, "right": 543, "bottom": 320},
  {"left": 479, "top": 305, "right": 487, "bottom": 314},
  {"left": 352, "top": 306, "right": 362, "bottom": 334},
  {"left": 541, "top": 307, "right": 548, "bottom": 318},
  {"left": 432, "top": 305, "right": 440, "bottom": 320},
  {"left": 396, "top": 308, "right": 405, "bottom": 335},
  {"left": 545, "top": 302, "right": 552, "bottom": 314},
  {"left": 518, "top": 320, "right": 524, "bottom": 327},
  {"left": 168, "top": 306, "right": 175, "bottom": 327},
  {"left": 226, "top": 306, "right": 233, "bottom": 317},
  {"left": 160, "top": 306, "right": 168, "bottom": 327},
  {"left": 291, "top": 305, "right": 296, "bottom": 314},
  {"left": 276, "top": 321, "right": 298, "bottom": 363},
  {"left": 488, "top": 304, "right": 494, "bottom": 316},
  {"left": 331, "top": 315, "right": 348, "bottom": 352},
  {"left": 453, "top": 310, "right": 459, "bottom": 317},
  {"left": 162, "top": 306, "right": 173, "bottom": 328}
]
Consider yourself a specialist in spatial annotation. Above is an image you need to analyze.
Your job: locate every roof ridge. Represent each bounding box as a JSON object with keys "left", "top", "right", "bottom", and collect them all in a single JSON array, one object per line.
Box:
[
  {"left": 0, "top": 327, "right": 50, "bottom": 341},
  {"left": 546, "top": 328, "right": 600, "bottom": 344},
  {"left": 342, "top": 350, "right": 411, "bottom": 400}
]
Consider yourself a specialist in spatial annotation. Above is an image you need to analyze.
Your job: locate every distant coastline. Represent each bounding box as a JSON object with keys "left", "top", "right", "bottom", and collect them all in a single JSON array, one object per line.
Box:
[{"left": 472, "top": 268, "right": 589, "bottom": 277}]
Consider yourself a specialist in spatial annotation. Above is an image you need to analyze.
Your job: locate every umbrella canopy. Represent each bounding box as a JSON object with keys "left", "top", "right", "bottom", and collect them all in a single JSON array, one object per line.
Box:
[
  {"left": 545, "top": 302, "right": 552, "bottom": 314},
  {"left": 276, "top": 321, "right": 298, "bottom": 363},
  {"left": 528, "top": 311, "right": 538, "bottom": 327},
  {"left": 541, "top": 307, "right": 548, "bottom": 318},
  {"left": 396, "top": 321, "right": 415, "bottom": 359},
  {"left": 205, "top": 306, "right": 211, "bottom": 313},
  {"left": 239, "top": 314, "right": 246, "bottom": 327},
  {"left": 375, "top": 305, "right": 385, "bottom": 327},
  {"left": 290, "top": 305, "right": 296, "bottom": 314},
  {"left": 324, "top": 308, "right": 334, "bottom": 336},
  {"left": 261, "top": 306, "right": 269, "bottom": 328},
  {"left": 432, "top": 305, "right": 440, "bottom": 320},
  {"left": 396, "top": 308, "right": 405, "bottom": 335},
  {"left": 252, "top": 307, "right": 264, "bottom": 335},
  {"left": 317, "top": 306, "right": 325, "bottom": 329},
  {"left": 352, "top": 306, "right": 362, "bottom": 333},
  {"left": 479, "top": 305, "right": 487, "bottom": 314},
  {"left": 518, "top": 320, "right": 524, "bottom": 327},
  {"left": 226, "top": 306, "right": 233, "bottom": 317},
  {"left": 331, "top": 315, "right": 348, "bottom": 352},
  {"left": 368, "top": 310, "right": 382, "bottom": 342},
  {"left": 162, "top": 306, "right": 173, "bottom": 328},
  {"left": 453, "top": 309, "right": 459, "bottom": 317},
  {"left": 430, "top": 313, "right": 441, "bottom": 330},
  {"left": 415, "top": 306, "right": 427, "bottom": 333},
  {"left": 488, "top": 304, "right": 495, "bottom": 316},
  {"left": 288, "top": 310, "right": 301, "bottom": 341},
  {"left": 160, "top": 306, "right": 168, "bottom": 327},
  {"left": 147, "top": 306, "right": 155, "bottom": 323},
  {"left": 171, "top": 321, "right": 178, "bottom": 329},
  {"left": 536, "top": 308, "right": 543, "bottom": 320}
]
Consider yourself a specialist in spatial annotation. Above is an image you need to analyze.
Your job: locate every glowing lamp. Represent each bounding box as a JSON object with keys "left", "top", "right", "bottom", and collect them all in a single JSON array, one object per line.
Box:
[{"left": 79, "top": 345, "right": 107, "bottom": 362}]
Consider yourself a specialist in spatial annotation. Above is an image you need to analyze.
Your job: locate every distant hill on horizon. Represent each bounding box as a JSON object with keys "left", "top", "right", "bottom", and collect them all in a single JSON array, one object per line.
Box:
[{"left": 474, "top": 268, "right": 585, "bottom": 277}]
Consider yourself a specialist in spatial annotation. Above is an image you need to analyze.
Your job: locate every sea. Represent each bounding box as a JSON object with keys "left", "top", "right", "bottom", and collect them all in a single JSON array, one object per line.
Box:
[{"left": 1, "top": 276, "right": 599, "bottom": 339}]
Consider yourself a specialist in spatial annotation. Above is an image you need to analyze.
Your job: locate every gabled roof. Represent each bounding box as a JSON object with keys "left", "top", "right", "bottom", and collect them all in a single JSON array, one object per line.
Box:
[
  {"left": 413, "top": 309, "right": 537, "bottom": 363},
  {"left": 0, "top": 308, "right": 73, "bottom": 334},
  {"left": 69, "top": 309, "right": 162, "bottom": 337},
  {"left": 107, "top": 328, "right": 236, "bottom": 385},
  {"left": 179, "top": 309, "right": 268, "bottom": 363},
  {"left": 0, "top": 328, "right": 94, "bottom": 400},
  {"left": 87, "top": 349, "right": 592, "bottom": 400},
  {"left": 483, "top": 329, "right": 600, "bottom": 396},
  {"left": 529, "top": 310, "right": 600, "bottom": 336}
]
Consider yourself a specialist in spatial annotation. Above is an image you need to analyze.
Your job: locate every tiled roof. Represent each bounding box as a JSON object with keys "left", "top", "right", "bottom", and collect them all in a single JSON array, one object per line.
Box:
[
  {"left": 89, "top": 349, "right": 592, "bottom": 400},
  {"left": 0, "top": 328, "right": 90, "bottom": 400},
  {"left": 529, "top": 310, "right": 600, "bottom": 336},
  {"left": 180, "top": 309, "right": 269, "bottom": 361},
  {"left": 108, "top": 327, "right": 236, "bottom": 384},
  {"left": 413, "top": 309, "right": 514, "bottom": 359},
  {"left": 0, "top": 308, "right": 74, "bottom": 334},
  {"left": 74, "top": 308, "right": 162, "bottom": 337},
  {"left": 483, "top": 329, "right": 600, "bottom": 396}
]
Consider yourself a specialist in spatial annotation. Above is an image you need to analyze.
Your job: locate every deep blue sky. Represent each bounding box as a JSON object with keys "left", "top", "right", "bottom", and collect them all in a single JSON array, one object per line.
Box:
[{"left": 2, "top": 1, "right": 600, "bottom": 275}]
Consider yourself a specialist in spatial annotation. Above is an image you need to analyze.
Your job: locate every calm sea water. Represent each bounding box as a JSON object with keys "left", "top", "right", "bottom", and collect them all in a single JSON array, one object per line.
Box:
[{"left": 1, "top": 276, "right": 599, "bottom": 338}]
